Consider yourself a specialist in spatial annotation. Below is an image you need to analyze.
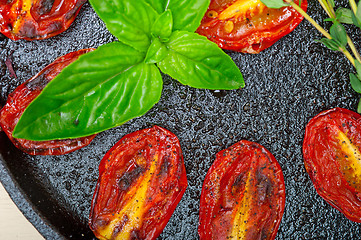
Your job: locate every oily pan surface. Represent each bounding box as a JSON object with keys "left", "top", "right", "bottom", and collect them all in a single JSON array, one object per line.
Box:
[{"left": 0, "top": 1, "right": 361, "bottom": 239}]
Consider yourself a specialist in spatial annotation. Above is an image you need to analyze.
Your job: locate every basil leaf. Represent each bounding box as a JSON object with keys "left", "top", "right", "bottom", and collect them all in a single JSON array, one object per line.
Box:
[
  {"left": 158, "top": 31, "right": 244, "bottom": 90},
  {"left": 260, "top": 0, "right": 288, "bottom": 9},
  {"left": 144, "top": 0, "right": 210, "bottom": 32},
  {"left": 336, "top": 8, "right": 353, "bottom": 24},
  {"left": 144, "top": 0, "right": 167, "bottom": 14},
  {"left": 330, "top": 22, "right": 347, "bottom": 47},
  {"left": 13, "top": 42, "right": 163, "bottom": 140},
  {"left": 89, "top": 0, "right": 159, "bottom": 52},
  {"left": 151, "top": 10, "right": 173, "bottom": 42},
  {"left": 167, "top": 0, "right": 210, "bottom": 32},
  {"left": 350, "top": 73, "right": 361, "bottom": 93},
  {"left": 145, "top": 38, "right": 169, "bottom": 64}
]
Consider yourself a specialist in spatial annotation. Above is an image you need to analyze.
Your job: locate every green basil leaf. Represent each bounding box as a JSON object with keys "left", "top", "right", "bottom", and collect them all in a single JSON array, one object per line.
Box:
[
  {"left": 350, "top": 73, "right": 361, "bottom": 93},
  {"left": 13, "top": 42, "right": 163, "bottom": 140},
  {"left": 330, "top": 22, "right": 347, "bottom": 47},
  {"left": 143, "top": 0, "right": 167, "bottom": 14},
  {"left": 144, "top": 0, "right": 210, "bottom": 32},
  {"left": 151, "top": 9, "right": 173, "bottom": 41},
  {"left": 315, "top": 38, "right": 340, "bottom": 51},
  {"left": 145, "top": 38, "right": 169, "bottom": 64},
  {"left": 158, "top": 31, "right": 244, "bottom": 90},
  {"left": 89, "top": 0, "right": 159, "bottom": 52},
  {"left": 260, "top": 0, "right": 288, "bottom": 9},
  {"left": 336, "top": 8, "right": 353, "bottom": 24},
  {"left": 168, "top": 0, "right": 210, "bottom": 32}
]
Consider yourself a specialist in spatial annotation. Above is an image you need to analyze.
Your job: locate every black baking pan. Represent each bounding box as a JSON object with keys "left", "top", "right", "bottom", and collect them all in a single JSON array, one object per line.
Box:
[{"left": 1, "top": 1, "right": 361, "bottom": 239}]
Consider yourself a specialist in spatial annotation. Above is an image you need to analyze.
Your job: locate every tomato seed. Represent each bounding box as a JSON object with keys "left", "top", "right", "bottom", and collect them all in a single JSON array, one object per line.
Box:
[
  {"left": 224, "top": 21, "right": 234, "bottom": 33},
  {"left": 207, "top": 10, "right": 218, "bottom": 18}
]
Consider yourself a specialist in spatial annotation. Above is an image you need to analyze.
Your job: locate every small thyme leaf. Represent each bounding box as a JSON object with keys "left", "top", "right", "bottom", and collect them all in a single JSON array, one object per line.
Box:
[
  {"left": 357, "top": 0, "right": 361, "bottom": 21},
  {"left": 330, "top": 22, "right": 347, "bottom": 47},
  {"left": 336, "top": 8, "right": 353, "bottom": 24},
  {"left": 316, "top": 38, "right": 340, "bottom": 51},
  {"left": 328, "top": 0, "right": 335, "bottom": 8},
  {"left": 350, "top": 73, "right": 361, "bottom": 93},
  {"left": 352, "top": 11, "right": 361, "bottom": 28},
  {"left": 355, "top": 60, "right": 361, "bottom": 78},
  {"left": 358, "top": 98, "right": 361, "bottom": 113}
]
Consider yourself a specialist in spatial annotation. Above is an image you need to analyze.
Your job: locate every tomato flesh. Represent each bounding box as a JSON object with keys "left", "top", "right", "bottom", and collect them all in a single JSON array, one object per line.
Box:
[
  {"left": 303, "top": 108, "right": 361, "bottom": 222},
  {"left": 0, "top": 49, "right": 96, "bottom": 155},
  {"left": 199, "top": 140, "right": 285, "bottom": 240},
  {"left": 197, "top": 0, "right": 307, "bottom": 53},
  {"left": 89, "top": 126, "right": 188, "bottom": 240},
  {"left": 0, "top": 0, "right": 87, "bottom": 40}
]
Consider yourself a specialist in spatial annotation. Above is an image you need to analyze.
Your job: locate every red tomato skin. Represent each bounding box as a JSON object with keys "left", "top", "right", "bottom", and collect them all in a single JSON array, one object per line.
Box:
[
  {"left": 89, "top": 126, "right": 188, "bottom": 240},
  {"left": 197, "top": 0, "right": 307, "bottom": 53},
  {"left": 0, "top": 0, "right": 86, "bottom": 40},
  {"left": 0, "top": 49, "right": 96, "bottom": 155},
  {"left": 303, "top": 108, "right": 361, "bottom": 222},
  {"left": 198, "top": 140, "right": 285, "bottom": 240}
]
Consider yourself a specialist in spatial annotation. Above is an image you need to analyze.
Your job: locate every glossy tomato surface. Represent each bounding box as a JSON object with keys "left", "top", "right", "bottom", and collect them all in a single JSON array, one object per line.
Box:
[
  {"left": 0, "top": 0, "right": 86, "bottom": 40},
  {"left": 0, "top": 48, "right": 96, "bottom": 155},
  {"left": 199, "top": 140, "right": 285, "bottom": 240},
  {"left": 197, "top": 0, "right": 307, "bottom": 53},
  {"left": 303, "top": 108, "right": 361, "bottom": 222},
  {"left": 89, "top": 126, "right": 188, "bottom": 240}
]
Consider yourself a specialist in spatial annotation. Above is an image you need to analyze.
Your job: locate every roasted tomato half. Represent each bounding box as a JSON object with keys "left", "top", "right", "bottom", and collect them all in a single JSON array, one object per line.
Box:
[
  {"left": 303, "top": 108, "right": 361, "bottom": 222},
  {"left": 0, "top": 0, "right": 87, "bottom": 40},
  {"left": 89, "top": 126, "right": 188, "bottom": 240},
  {"left": 197, "top": 0, "right": 307, "bottom": 53},
  {"left": 199, "top": 140, "right": 285, "bottom": 240},
  {"left": 0, "top": 49, "right": 96, "bottom": 155}
]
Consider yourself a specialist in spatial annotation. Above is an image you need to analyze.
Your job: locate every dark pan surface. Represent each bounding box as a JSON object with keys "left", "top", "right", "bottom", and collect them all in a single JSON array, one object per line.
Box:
[{"left": 1, "top": 1, "right": 361, "bottom": 239}]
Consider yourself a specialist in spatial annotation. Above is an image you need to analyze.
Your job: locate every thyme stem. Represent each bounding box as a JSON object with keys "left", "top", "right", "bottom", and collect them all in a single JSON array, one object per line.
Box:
[
  {"left": 347, "top": 35, "right": 361, "bottom": 63},
  {"left": 350, "top": 0, "right": 358, "bottom": 14},
  {"left": 286, "top": 0, "right": 332, "bottom": 39},
  {"left": 318, "top": 0, "right": 361, "bottom": 63},
  {"left": 340, "top": 46, "right": 356, "bottom": 66},
  {"left": 318, "top": 0, "right": 333, "bottom": 17}
]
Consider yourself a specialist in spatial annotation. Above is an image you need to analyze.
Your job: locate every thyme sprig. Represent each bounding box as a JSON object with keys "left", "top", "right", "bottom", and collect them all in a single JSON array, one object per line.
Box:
[{"left": 261, "top": 0, "right": 361, "bottom": 112}]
